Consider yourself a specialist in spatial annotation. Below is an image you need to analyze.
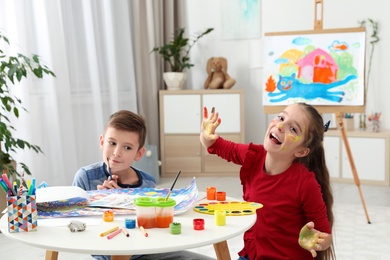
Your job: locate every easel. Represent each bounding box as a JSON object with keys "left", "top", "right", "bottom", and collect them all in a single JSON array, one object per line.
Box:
[{"left": 315, "top": 0, "right": 371, "bottom": 224}]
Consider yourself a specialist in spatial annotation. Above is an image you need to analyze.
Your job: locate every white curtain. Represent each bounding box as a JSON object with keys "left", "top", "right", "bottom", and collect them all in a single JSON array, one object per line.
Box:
[{"left": 0, "top": 0, "right": 138, "bottom": 186}]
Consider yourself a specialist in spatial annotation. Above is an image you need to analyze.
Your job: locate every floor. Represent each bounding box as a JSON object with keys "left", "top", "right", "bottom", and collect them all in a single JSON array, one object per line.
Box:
[{"left": 1, "top": 177, "right": 390, "bottom": 260}]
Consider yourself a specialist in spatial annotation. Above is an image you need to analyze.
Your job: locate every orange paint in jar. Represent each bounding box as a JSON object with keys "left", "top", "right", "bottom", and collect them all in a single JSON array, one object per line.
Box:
[
  {"left": 155, "top": 197, "right": 176, "bottom": 228},
  {"left": 134, "top": 197, "right": 156, "bottom": 228},
  {"left": 206, "top": 186, "right": 216, "bottom": 200},
  {"left": 136, "top": 216, "right": 155, "bottom": 229},
  {"left": 156, "top": 215, "right": 174, "bottom": 228}
]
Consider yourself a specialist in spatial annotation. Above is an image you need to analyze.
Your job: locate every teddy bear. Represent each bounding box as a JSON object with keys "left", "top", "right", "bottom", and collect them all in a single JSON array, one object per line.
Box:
[{"left": 204, "top": 57, "right": 236, "bottom": 89}]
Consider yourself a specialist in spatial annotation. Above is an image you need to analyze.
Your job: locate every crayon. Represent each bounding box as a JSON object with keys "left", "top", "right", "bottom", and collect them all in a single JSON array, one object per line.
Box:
[
  {"left": 100, "top": 226, "right": 119, "bottom": 237},
  {"left": 107, "top": 228, "right": 122, "bottom": 239}
]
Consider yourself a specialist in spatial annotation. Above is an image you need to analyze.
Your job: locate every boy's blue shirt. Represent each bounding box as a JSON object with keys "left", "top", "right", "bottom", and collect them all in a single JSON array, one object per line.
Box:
[{"left": 72, "top": 161, "right": 156, "bottom": 191}]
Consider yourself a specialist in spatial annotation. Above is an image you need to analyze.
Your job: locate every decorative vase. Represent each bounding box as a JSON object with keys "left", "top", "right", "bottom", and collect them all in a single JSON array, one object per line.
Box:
[{"left": 163, "top": 72, "right": 187, "bottom": 90}]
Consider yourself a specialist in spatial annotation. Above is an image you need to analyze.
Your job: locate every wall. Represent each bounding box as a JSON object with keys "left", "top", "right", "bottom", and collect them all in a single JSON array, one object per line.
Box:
[{"left": 185, "top": 0, "right": 389, "bottom": 144}]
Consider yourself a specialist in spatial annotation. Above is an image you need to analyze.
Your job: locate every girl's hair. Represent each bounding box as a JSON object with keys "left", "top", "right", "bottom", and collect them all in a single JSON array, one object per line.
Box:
[
  {"left": 105, "top": 110, "right": 147, "bottom": 150},
  {"left": 295, "top": 102, "right": 335, "bottom": 260}
]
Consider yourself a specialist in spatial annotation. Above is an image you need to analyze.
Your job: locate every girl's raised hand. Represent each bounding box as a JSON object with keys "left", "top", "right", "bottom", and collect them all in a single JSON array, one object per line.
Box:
[{"left": 200, "top": 106, "right": 221, "bottom": 148}]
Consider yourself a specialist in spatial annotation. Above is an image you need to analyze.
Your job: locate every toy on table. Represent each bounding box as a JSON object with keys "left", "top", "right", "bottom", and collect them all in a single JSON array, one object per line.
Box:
[{"left": 68, "top": 220, "right": 86, "bottom": 232}]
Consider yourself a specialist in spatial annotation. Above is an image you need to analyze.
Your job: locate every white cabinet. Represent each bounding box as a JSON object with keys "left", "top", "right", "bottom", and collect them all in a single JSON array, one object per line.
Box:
[
  {"left": 324, "top": 130, "right": 390, "bottom": 186},
  {"left": 323, "top": 136, "right": 340, "bottom": 179},
  {"left": 159, "top": 89, "right": 245, "bottom": 177}
]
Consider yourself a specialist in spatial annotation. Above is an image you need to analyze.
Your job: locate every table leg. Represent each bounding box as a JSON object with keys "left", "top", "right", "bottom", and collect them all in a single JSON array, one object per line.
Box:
[
  {"left": 45, "top": 250, "right": 59, "bottom": 260},
  {"left": 213, "top": 240, "right": 231, "bottom": 260},
  {"left": 112, "top": 255, "right": 132, "bottom": 260}
]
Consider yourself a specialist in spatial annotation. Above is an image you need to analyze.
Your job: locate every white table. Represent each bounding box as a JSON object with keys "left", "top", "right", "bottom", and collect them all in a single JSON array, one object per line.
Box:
[{"left": 0, "top": 198, "right": 256, "bottom": 260}]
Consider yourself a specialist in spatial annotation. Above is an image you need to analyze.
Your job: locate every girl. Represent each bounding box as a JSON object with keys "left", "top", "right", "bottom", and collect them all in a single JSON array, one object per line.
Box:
[{"left": 200, "top": 103, "right": 335, "bottom": 260}]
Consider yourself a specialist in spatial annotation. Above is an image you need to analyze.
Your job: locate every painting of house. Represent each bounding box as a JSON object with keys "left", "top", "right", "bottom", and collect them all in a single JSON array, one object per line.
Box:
[
  {"left": 296, "top": 48, "right": 338, "bottom": 84},
  {"left": 262, "top": 29, "right": 366, "bottom": 107}
]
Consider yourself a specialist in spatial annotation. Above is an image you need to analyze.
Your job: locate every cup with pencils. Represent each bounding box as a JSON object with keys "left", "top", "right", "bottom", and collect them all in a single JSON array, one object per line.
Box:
[{"left": 1, "top": 171, "right": 38, "bottom": 233}]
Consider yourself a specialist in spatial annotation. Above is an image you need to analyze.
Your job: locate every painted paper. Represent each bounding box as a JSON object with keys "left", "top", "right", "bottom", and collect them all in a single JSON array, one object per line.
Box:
[{"left": 263, "top": 30, "right": 366, "bottom": 106}]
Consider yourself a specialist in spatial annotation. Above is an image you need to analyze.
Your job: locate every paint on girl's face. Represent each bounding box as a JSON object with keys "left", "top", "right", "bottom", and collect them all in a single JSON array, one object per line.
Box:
[
  {"left": 277, "top": 123, "right": 284, "bottom": 130},
  {"left": 280, "top": 134, "right": 297, "bottom": 151},
  {"left": 289, "top": 134, "right": 303, "bottom": 143},
  {"left": 281, "top": 133, "right": 303, "bottom": 151}
]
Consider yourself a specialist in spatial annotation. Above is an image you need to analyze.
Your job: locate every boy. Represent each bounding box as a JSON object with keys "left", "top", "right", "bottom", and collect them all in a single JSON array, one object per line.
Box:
[{"left": 72, "top": 110, "right": 156, "bottom": 191}]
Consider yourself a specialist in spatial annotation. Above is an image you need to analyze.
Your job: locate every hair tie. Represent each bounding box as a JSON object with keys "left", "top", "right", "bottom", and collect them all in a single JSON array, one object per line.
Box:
[{"left": 324, "top": 120, "right": 331, "bottom": 132}]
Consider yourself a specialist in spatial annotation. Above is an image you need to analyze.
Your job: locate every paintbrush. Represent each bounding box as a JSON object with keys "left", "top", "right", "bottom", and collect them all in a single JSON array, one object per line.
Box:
[
  {"left": 165, "top": 170, "right": 181, "bottom": 201},
  {"left": 107, "top": 157, "right": 113, "bottom": 180}
]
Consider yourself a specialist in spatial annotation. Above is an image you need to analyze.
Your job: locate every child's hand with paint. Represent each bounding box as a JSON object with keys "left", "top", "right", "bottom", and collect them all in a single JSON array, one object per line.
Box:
[
  {"left": 200, "top": 106, "right": 221, "bottom": 148},
  {"left": 298, "top": 221, "right": 331, "bottom": 257}
]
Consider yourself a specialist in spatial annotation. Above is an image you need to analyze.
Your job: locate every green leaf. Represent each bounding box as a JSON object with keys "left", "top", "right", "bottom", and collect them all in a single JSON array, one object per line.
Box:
[
  {"left": 13, "top": 107, "right": 19, "bottom": 117},
  {"left": 16, "top": 139, "right": 25, "bottom": 149},
  {"left": 33, "top": 67, "right": 43, "bottom": 78}
]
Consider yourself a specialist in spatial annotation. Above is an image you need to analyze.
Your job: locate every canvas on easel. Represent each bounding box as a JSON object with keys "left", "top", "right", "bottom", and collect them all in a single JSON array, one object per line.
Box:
[
  {"left": 262, "top": 27, "right": 366, "bottom": 114},
  {"left": 261, "top": 0, "right": 371, "bottom": 224}
]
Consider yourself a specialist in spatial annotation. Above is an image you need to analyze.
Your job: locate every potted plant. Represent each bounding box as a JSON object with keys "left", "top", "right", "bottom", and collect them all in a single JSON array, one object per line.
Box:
[
  {"left": 0, "top": 32, "right": 55, "bottom": 184},
  {"left": 152, "top": 27, "right": 214, "bottom": 90}
]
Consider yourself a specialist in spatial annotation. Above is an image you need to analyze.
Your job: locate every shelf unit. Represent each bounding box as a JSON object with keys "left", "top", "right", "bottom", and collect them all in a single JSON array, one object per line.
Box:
[
  {"left": 324, "top": 129, "right": 390, "bottom": 186},
  {"left": 159, "top": 89, "right": 244, "bottom": 177}
]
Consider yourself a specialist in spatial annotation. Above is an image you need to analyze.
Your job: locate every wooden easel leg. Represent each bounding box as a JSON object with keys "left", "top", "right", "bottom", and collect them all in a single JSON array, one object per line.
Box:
[{"left": 336, "top": 113, "right": 371, "bottom": 224}]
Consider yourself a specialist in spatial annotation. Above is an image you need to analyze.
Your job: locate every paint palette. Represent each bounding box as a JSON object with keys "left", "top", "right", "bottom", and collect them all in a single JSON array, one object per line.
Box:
[{"left": 193, "top": 201, "right": 263, "bottom": 216}]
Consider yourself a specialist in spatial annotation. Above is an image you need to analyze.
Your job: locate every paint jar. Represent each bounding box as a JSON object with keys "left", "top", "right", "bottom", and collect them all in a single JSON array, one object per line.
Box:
[
  {"left": 215, "top": 210, "right": 226, "bottom": 226},
  {"left": 134, "top": 197, "right": 156, "bottom": 229},
  {"left": 216, "top": 191, "right": 226, "bottom": 201},
  {"left": 170, "top": 222, "right": 181, "bottom": 235},
  {"left": 155, "top": 197, "right": 176, "bottom": 228},
  {"left": 206, "top": 186, "right": 216, "bottom": 200},
  {"left": 124, "top": 218, "right": 136, "bottom": 229},
  {"left": 103, "top": 210, "right": 114, "bottom": 222},
  {"left": 193, "top": 218, "right": 205, "bottom": 230}
]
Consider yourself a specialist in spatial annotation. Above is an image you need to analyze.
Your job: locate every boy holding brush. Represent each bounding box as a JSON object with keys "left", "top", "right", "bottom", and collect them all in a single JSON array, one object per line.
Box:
[{"left": 72, "top": 110, "right": 156, "bottom": 191}]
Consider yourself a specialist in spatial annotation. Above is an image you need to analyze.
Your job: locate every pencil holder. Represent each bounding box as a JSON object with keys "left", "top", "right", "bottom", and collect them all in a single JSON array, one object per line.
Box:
[
  {"left": 342, "top": 118, "right": 354, "bottom": 131},
  {"left": 7, "top": 195, "right": 38, "bottom": 233}
]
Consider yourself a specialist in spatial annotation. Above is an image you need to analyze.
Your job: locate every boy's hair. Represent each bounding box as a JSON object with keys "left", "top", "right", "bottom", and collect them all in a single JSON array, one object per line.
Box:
[
  {"left": 105, "top": 110, "right": 147, "bottom": 150},
  {"left": 295, "top": 102, "right": 335, "bottom": 260}
]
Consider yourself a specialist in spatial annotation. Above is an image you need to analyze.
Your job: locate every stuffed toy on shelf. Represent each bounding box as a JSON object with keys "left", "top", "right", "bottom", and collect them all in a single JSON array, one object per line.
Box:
[{"left": 204, "top": 57, "right": 236, "bottom": 89}]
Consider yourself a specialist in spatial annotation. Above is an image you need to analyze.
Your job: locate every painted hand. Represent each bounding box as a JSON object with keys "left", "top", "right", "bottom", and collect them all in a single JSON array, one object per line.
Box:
[
  {"left": 298, "top": 222, "right": 328, "bottom": 257},
  {"left": 201, "top": 106, "right": 221, "bottom": 140}
]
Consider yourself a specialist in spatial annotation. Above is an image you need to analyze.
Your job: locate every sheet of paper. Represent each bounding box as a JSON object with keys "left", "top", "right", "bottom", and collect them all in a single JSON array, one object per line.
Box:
[
  {"left": 38, "top": 177, "right": 199, "bottom": 218},
  {"left": 36, "top": 186, "right": 89, "bottom": 202}
]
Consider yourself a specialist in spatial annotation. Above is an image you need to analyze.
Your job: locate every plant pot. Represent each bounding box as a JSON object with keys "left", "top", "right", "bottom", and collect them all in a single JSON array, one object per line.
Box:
[{"left": 163, "top": 72, "right": 187, "bottom": 90}]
